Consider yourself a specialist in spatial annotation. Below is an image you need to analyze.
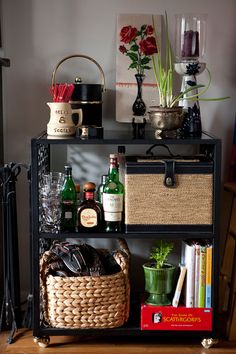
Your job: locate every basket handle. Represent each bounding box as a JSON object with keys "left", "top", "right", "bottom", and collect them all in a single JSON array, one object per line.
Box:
[
  {"left": 146, "top": 143, "right": 181, "bottom": 158},
  {"left": 51, "top": 54, "right": 106, "bottom": 91},
  {"left": 146, "top": 143, "right": 173, "bottom": 156},
  {"left": 115, "top": 238, "right": 130, "bottom": 321},
  {"left": 117, "top": 238, "right": 130, "bottom": 259},
  {"left": 113, "top": 238, "right": 130, "bottom": 274}
]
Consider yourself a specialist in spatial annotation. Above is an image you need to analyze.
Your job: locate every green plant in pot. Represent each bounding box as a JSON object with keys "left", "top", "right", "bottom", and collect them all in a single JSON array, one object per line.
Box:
[
  {"left": 149, "top": 12, "right": 229, "bottom": 137},
  {"left": 143, "top": 240, "right": 176, "bottom": 306}
]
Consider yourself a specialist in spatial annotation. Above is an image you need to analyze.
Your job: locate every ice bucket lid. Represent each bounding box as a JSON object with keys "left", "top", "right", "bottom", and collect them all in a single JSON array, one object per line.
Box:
[{"left": 71, "top": 80, "right": 103, "bottom": 102}]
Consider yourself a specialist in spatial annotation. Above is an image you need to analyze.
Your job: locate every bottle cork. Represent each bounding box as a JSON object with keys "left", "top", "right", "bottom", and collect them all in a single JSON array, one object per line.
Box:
[
  {"left": 83, "top": 182, "right": 96, "bottom": 191},
  {"left": 75, "top": 183, "right": 80, "bottom": 193}
]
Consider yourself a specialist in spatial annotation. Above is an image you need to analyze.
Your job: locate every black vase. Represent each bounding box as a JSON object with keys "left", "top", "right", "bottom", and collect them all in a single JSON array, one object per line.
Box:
[{"left": 132, "top": 74, "right": 146, "bottom": 116}]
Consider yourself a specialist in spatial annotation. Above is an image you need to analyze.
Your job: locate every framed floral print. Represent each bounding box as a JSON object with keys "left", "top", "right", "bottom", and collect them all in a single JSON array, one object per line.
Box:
[{"left": 116, "top": 13, "right": 161, "bottom": 123}]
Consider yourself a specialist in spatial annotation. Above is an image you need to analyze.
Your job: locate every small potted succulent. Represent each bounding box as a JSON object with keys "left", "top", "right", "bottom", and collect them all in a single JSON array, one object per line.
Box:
[{"left": 143, "top": 240, "right": 176, "bottom": 306}]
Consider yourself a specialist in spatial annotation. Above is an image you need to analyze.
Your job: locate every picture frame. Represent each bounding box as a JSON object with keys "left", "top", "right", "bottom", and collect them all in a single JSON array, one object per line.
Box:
[{"left": 116, "top": 13, "right": 161, "bottom": 123}]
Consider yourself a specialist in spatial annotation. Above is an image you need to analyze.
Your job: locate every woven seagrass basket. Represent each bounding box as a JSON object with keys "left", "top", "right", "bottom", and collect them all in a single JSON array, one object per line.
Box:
[
  {"left": 40, "top": 238, "right": 130, "bottom": 329},
  {"left": 125, "top": 156, "right": 213, "bottom": 233},
  {"left": 125, "top": 173, "right": 213, "bottom": 225}
]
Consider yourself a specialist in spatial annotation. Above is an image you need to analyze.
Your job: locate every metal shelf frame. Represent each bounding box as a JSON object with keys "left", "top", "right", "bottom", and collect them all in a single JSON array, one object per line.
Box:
[{"left": 31, "top": 130, "right": 221, "bottom": 341}]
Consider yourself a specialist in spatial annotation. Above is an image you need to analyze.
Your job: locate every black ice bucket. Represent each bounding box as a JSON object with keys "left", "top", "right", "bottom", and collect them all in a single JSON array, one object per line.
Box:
[{"left": 51, "top": 54, "right": 106, "bottom": 128}]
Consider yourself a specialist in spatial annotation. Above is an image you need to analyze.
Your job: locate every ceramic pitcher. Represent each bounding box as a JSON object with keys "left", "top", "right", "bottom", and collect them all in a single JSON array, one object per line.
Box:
[{"left": 47, "top": 102, "right": 83, "bottom": 136}]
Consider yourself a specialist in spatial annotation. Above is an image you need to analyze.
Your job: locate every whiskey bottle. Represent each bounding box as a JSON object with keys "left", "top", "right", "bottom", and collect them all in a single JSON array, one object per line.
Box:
[
  {"left": 77, "top": 182, "right": 103, "bottom": 232},
  {"left": 103, "top": 154, "right": 124, "bottom": 232},
  {"left": 97, "top": 174, "right": 108, "bottom": 204},
  {"left": 117, "top": 145, "right": 126, "bottom": 185},
  {"left": 60, "top": 165, "right": 77, "bottom": 232}
]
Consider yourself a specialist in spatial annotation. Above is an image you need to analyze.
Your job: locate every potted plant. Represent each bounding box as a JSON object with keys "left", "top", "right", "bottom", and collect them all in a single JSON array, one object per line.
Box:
[
  {"left": 143, "top": 240, "right": 176, "bottom": 306},
  {"left": 148, "top": 12, "right": 229, "bottom": 136}
]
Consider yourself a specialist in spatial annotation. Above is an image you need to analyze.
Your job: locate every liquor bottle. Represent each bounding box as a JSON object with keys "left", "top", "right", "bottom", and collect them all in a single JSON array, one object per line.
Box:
[
  {"left": 103, "top": 154, "right": 124, "bottom": 232},
  {"left": 60, "top": 165, "right": 77, "bottom": 232},
  {"left": 97, "top": 174, "right": 108, "bottom": 204},
  {"left": 75, "top": 183, "right": 81, "bottom": 205},
  {"left": 77, "top": 182, "right": 103, "bottom": 232},
  {"left": 117, "top": 145, "right": 126, "bottom": 185}
]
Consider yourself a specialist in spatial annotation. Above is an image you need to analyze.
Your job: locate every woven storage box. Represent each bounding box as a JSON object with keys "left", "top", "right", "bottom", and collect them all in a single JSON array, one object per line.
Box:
[
  {"left": 40, "top": 238, "right": 130, "bottom": 329},
  {"left": 125, "top": 156, "right": 213, "bottom": 233}
]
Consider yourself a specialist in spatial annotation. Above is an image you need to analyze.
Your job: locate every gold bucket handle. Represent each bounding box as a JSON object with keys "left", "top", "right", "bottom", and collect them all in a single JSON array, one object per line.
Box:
[{"left": 51, "top": 54, "right": 106, "bottom": 92}]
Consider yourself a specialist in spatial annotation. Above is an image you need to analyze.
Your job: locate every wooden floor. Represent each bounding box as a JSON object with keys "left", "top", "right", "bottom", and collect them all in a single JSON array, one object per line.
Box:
[{"left": 1, "top": 329, "right": 236, "bottom": 354}]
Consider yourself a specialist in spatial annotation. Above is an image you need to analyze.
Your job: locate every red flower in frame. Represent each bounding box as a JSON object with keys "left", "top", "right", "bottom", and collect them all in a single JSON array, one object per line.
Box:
[
  {"left": 139, "top": 36, "right": 157, "bottom": 56},
  {"left": 145, "top": 25, "right": 154, "bottom": 36},
  {"left": 119, "top": 45, "right": 127, "bottom": 54},
  {"left": 119, "top": 23, "right": 158, "bottom": 75},
  {"left": 120, "top": 26, "right": 138, "bottom": 44}
]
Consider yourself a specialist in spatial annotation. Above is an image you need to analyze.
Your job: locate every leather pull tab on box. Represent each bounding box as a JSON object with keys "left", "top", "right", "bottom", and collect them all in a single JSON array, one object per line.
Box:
[{"left": 163, "top": 160, "right": 176, "bottom": 188}]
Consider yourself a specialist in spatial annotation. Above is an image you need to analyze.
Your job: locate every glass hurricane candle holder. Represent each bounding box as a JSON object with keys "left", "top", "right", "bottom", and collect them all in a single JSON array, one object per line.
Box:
[
  {"left": 175, "top": 14, "right": 207, "bottom": 62},
  {"left": 174, "top": 14, "right": 207, "bottom": 136}
]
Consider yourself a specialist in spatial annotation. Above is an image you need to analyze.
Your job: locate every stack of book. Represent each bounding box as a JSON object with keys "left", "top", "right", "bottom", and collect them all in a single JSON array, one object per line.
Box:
[{"left": 172, "top": 240, "right": 213, "bottom": 308}]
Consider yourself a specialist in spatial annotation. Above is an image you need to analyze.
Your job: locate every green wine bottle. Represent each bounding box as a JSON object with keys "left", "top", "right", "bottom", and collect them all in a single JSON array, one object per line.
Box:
[
  {"left": 103, "top": 154, "right": 124, "bottom": 232},
  {"left": 60, "top": 165, "right": 77, "bottom": 232}
]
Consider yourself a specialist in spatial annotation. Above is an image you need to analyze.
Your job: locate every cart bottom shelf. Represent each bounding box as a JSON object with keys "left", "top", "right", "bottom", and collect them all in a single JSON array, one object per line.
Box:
[{"left": 33, "top": 295, "right": 216, "bottom": 338}]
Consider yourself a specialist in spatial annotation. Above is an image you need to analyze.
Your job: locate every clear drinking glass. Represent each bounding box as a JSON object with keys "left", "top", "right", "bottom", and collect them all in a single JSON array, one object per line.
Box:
[{"left": 39, "top": 172, "right": 65, "bottom": 233}]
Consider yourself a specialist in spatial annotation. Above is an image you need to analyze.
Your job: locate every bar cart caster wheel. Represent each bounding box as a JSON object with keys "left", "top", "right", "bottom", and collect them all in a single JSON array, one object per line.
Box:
[
  {"left": 201, "top": 338, "right": 219, "bottom": 349},
  {"left": 33, "top": 336, "right": 50, "bottom": 348}
]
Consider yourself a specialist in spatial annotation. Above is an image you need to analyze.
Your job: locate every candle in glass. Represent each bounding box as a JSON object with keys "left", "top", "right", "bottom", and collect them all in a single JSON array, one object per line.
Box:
[
  {"left": 175, "top": 14, "right": 207, "bottom": 61},
  {"left": 182, "top": 30, "right": 199, "bottom": 58}
]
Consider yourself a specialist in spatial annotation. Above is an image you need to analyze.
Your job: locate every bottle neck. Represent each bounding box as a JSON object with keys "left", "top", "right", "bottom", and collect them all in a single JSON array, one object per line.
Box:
[
  {"left": 108, "top": 165, "right": 119, "bottom": 182},
  {"left": 64, "top": 166, "right": 73, "bottom": 178},
  {"left": 66, "top": 172, "right": 72, "bottom": 179},
  {"left": 84, "top": 190, "right": 95, "bottom": 200},
  {"left": 101, "top": 175, "right": 108, "bottom": 184}
]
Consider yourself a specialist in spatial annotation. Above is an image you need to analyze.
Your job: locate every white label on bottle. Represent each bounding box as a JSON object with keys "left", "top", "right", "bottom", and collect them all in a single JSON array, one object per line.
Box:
[
  {"left": 65, "top": 211, "right": 72, "bottom": 219},
  {"left": 103, "top": 193, "right": 123, "bottom": 213},
  {"left": 80, "top": 209, "right": 97, "bottom": 227},
  {"left": 104, "top": 212, "right": 122, "bottom": 222}
]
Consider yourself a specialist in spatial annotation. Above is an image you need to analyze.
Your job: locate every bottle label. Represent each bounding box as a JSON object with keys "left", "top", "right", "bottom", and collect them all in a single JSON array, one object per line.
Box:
[
  {"left": 62, "top": 200, "right": 73, "bottom": 206},
  {"left": 103, "top": 193, "right": 123, "bottom": 213},
  {"left": 65, "top": 211, "right": 72, "bottom": 219},
  {"left": 104, "top": 211, "right": 122, "bottom": 222},
  {"left": 80, "top": 208, "right": 97, "bottom": 227}
]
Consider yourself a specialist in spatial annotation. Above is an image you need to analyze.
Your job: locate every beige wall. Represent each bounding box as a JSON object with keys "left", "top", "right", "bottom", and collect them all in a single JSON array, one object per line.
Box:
[{"left": 1, "top": 0, "right": 236, "bottom": 298}]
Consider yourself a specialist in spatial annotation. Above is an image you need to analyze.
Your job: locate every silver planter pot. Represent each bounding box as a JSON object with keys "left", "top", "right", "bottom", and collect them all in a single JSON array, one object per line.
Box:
[{"left": 148, "top": 106, "right": 184, "bottom": 138}]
